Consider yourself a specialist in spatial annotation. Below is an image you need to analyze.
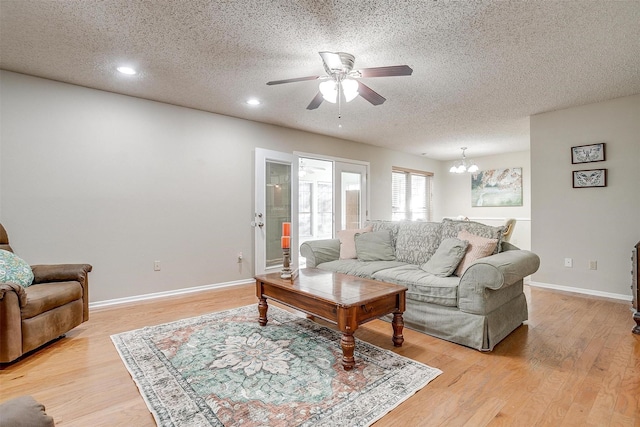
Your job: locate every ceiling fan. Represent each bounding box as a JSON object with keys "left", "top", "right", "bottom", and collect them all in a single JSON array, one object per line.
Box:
[{"left": 267, "top": 52, "right": 413, "bottom": 110}]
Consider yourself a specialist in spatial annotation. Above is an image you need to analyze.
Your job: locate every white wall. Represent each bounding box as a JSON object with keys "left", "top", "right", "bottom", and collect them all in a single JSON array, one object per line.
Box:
[
  {"left": 530, "top": 94, "right": 640, "bottom": 299},
  {"left": 0, "top": 71, "right": 439, "bottom": 302},
  {"left": 437, "top": 151, "right": 531, "bottom": 250}
]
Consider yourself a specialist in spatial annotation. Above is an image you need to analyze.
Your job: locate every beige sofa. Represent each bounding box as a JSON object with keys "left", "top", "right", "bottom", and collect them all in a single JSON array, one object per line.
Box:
[
  {"left": 0, "top": 223, "right": 92, "bottom": 363},
  {"left": 300, "top": 219, "right": 540, "bottom": 351}
]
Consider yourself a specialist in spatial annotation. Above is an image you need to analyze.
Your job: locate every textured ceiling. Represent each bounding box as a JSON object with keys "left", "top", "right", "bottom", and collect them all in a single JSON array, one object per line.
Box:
[{"left": 1, "top": 1, "right": 639, "bottom": 160}]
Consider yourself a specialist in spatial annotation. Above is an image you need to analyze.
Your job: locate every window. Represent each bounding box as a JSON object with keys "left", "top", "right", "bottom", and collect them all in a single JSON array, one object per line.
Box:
[{"left": 392, "top": 168, "right": 433, "bottom": 221}]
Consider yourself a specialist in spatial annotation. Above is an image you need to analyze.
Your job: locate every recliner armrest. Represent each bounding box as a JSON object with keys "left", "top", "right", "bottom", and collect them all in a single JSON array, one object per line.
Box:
[
  {"left": 0, "top": 282, "right": 27, "bottom": 305},
  {"left": 31, "top": 264, "right": 93, "bottom": 285},
  {"left": 31, "top": 264, "right": 93, "bottom": 321}
]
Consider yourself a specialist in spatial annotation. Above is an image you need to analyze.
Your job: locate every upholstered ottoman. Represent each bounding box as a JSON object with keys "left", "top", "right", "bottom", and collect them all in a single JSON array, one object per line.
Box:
[{"left": 0, "top": 395, "right": 54, "bottom": 427}]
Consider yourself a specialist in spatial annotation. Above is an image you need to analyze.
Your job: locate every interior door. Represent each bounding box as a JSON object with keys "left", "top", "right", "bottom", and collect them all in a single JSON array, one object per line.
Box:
[
  {"left": 254, "top": 148, "right": 298, "bottom": 275},
  {"left": 334, "top": 162, "right": 368, "bottom": 231}
]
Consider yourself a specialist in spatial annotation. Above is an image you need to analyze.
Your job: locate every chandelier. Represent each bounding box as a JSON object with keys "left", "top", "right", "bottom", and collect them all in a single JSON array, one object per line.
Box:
[{"left": 449, "top": 147, "right": 479, "bottom": 174}]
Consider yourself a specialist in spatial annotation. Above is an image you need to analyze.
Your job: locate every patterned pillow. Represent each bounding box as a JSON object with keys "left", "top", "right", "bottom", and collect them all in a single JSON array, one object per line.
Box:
[
  {"left": 337, "top": 226, "right": 373, "bottom": 259},
  {"left": 394, "top": 221, "right": 442, "bottom": 265},
  {"left": 441, "top": 218, "right": 504, "bottom": 254},
  {"left": 455, "top": 230, "right": 498, "bottom": 276},
  {"left": 0, "top": 249, "right": 34, "bottom": 287}
]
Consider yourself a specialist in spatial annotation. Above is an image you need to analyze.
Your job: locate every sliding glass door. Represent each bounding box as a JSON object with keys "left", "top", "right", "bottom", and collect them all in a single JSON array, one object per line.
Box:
[{"left": 255, "top": 149, "right": 368, "bottom": 273}]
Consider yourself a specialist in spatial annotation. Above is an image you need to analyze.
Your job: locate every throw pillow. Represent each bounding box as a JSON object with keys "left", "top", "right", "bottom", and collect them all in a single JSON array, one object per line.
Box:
[
  {"left": 421, "top": 238, "right": 469, "bottom": 277},
  {"left": 441, "top": 218, "right": 504, "bottom": 254},
  {"left": 455, "top": 230, "right": 498, "bottom": 276},
  {"left": 355, "top": 230, "right": 396, "bottom": 261},
  {"left": 337, "top": 226, "right": 373, "bottom": 259},
  {"left": 0, "top": 249, "right": 34, "bottom": 287}
]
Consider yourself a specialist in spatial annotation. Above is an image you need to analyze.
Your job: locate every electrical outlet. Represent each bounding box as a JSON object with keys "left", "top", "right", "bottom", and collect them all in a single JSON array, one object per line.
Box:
[
  {"left": 589, "top": 260, "right": 597, "bottom": 270},
  {"left": 564, "top": 258, "right": 573, "bottom": 268},
  {"left": 154, "top": 260, "right": 161, "bottom": 271}
]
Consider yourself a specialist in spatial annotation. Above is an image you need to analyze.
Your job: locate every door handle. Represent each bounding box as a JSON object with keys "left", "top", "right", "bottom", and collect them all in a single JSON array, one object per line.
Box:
[{"left": 252, "top": 213, "right": 265, "bottom": 228}]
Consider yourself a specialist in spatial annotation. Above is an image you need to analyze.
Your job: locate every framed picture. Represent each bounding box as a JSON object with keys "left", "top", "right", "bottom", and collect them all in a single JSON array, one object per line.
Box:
[
  {"left": 471, "top": 167, "right": 523, "bottom": 207},
  {"left": 571, "top": 143, "right": 606, "bottom": 164},
  {"left": 573, "top": 169, "right": 607, "bottom": 188}
]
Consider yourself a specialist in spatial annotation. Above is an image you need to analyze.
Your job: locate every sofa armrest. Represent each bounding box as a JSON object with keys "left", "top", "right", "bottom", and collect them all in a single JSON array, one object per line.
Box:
[
  {"left": 457, "top": 250, "right": 540, "bottom": 314},
  {"left": 0, "top": 283, "right": 26, "bottom": 362},
  {"left": 0, "top": 282, "right": 27, "bottom": 306},
  {"left": 31, "top": 264, "right": 92, "bottom": 321},
  {"left": 460, "top": 250, "right": 540, "bottom": 291},
  {"left": 300, "top": 239, "right": 340, "bottom": 268},
  {"left": 31, "top": 264, "right": 93, "bottom": 284}
]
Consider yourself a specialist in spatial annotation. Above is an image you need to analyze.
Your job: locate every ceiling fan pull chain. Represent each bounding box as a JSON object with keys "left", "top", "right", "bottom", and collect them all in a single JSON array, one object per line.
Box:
[{"left": 338, "top": 79, "right": 342, "bottom": 120}]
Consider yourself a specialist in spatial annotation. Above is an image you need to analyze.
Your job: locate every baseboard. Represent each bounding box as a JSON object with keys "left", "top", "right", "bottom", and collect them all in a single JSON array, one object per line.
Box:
[
  {"left": 528, "top": 281, "right": 632, "bottom": 302},
  {"left": 89, "top": 279, "right": 254, "bottom": 310}
]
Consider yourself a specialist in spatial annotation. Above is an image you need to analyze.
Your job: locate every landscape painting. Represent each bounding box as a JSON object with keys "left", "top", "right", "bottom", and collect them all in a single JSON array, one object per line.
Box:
[{"left": 472, "top": 167, "right": 523, "bottom": 207}]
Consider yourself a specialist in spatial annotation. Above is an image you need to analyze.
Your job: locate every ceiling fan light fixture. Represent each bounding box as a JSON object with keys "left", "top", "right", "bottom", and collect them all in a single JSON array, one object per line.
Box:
[
  {"left": 319, "top": 80, "right": 337, "bottom": 103},
  {"left": 341, "top": 78, "right": 359, "bottom": 102}
]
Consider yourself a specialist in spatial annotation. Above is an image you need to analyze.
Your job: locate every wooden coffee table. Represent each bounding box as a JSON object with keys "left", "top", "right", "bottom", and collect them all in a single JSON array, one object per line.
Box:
[{"left": 254, "top": 268, "right": 407, "bottom": 370}]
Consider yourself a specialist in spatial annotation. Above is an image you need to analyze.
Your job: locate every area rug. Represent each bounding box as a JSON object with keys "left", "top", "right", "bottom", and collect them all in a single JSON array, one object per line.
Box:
[{"left": 111, "top": 304, "right": 442, "bottom": 427}]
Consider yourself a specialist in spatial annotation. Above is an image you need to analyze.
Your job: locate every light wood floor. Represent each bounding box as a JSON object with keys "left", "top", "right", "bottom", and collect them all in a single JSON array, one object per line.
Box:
[{"left": 1, "top": 284, "right": 638, "bottom": 426}]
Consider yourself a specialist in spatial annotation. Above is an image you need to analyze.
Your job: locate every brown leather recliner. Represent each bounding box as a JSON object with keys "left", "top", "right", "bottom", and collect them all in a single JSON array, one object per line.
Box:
[{"left": 0, "top": 224, "right": 92, "bottom": 363}]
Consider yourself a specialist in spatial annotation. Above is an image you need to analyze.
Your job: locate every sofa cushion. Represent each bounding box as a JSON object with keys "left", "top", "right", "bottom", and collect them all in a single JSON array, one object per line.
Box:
[
  {"left": 317, "top": 260, "right": 406, "bottom": 278},
  {"left": 337, "top": 226, "right": 372, "bottom": 259},
  {"left": 372, "top": 264, "right": 459, "bottom": 307},
  {"left": 21, "top": 281, "right": 83, "bottom": 320},
  {"left": 455, "top": 230, "right": 498, "bottom": 276},
  {"left": 441, "top": 218, "right": 504, "bottom": 254},
  {"left": 355, "top": 230, "right": 396, "bottom": 261},
  {"left": 0, "top": 249, "right": 34, "bottom": 288},
  {"left": 422, "top": 238, "right": 469, "bottom": 277},
  {"left": 394, "top": 221, "right": 442, "bottom": 265}
]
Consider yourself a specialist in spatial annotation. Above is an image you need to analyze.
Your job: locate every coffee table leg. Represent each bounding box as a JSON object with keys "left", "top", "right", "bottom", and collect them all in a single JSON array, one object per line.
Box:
[
  {"left": 340, "top": 330, "right": 355, "bottom": 371},
  {"left": 392, "top": 311, "right": 404, "bottom": 347},
  {"left": 258, "top": 297, "right": 268, "bottom": 326}
]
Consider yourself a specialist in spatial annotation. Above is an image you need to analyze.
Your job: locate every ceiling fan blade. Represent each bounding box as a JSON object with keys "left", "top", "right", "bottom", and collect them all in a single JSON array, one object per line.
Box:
[
  {"left": 357, "top": 82, "right": 386, "bottom": 106},
  {"left": 306, "top": 92, "right": 324, "bottom": 110},
  {"left": 266, "top": 75, "right": 320, "bottom": 85},
  {"left": 355, "top": 65, "right": 413, "bottom": 78}
]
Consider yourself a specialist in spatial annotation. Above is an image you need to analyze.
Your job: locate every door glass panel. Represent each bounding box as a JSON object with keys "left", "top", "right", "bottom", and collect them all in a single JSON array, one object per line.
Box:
[
  {"left": 265, "top": 161, "right": 291, "bottom": 268},
  {"left": 341, "top": 171, "right": 362, "bottom": 229},
  {"left": 298, "top": 158, "right": 333, "bottom": 248}
]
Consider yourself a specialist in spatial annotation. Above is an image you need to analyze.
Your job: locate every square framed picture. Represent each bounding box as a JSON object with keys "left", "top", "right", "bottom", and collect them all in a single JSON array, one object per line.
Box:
[
  {"left": 573, "top": 169, "right": 607, "bottom": 188},
  {"left": 571, "top": 143, "right": 606, "bottom": 164}
]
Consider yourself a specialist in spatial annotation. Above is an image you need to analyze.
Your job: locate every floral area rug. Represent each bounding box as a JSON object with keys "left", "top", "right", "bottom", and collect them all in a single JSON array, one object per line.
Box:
[{"left": 111, "top": 304, "right": 442, "bottom": 427}]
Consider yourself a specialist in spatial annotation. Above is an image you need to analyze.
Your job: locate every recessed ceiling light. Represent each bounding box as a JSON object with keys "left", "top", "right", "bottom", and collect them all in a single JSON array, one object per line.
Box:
[
  {"left": 246, "top": 98, "right": 261, "bottom": 106},
  {"left": 117, "top": 66, "right": 137, "bottom": 75}
]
